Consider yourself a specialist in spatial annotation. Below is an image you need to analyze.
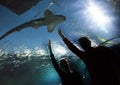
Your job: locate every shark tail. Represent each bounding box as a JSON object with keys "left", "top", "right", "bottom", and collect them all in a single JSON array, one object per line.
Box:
[{"left": 0, "top": 21, "right": 33, "bottom": 40}]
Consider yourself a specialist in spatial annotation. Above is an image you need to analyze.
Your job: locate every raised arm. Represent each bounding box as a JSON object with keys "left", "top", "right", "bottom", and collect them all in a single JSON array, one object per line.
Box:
[
  {"left": 58, "top": 29, "right": 84, "bottom": 59},
  {"left": 48, "top": 40, "right": 62, "bottom": 73}
]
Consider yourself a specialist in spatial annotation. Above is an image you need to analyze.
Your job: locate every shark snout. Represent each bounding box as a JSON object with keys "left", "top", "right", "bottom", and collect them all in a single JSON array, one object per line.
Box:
[{"left": 62, "top": 16, "right": 66, "bottom": 21}]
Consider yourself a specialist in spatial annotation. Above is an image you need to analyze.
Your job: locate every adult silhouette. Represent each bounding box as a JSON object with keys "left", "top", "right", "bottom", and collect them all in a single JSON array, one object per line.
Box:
[
  {"left": 58, "top": 29, "right": 119, "bottom": 85},
  {"left": 48, "top": 40, "right": 84, "bottom": 85}
]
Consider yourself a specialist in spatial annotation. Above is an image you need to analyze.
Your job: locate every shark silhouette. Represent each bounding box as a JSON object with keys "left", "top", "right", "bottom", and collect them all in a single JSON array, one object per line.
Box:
[{"left": 0, "top": 9, "right": 66, "bottom": 40}]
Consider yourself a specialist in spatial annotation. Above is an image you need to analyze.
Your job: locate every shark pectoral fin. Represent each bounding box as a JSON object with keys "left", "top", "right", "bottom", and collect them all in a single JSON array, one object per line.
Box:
[
  {"left": 44, "top": 10, "right": 54, "bottom": 17},
  {"left": 47, "top": 24, "right": 56, "bottom": 32}
]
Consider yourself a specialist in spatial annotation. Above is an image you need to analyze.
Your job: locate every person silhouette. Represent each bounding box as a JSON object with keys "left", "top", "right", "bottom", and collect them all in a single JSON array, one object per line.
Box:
[
  {"left": 57, "top": 29, "right": 119, "bottom": 85},
  {"left": 48, "top": 40, "right": 84, "bottom": 85}
]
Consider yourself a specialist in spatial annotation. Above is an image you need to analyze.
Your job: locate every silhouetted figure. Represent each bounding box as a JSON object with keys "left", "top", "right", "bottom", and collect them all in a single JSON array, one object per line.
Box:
[
  {"left": 48, "top": 40, "right": 84, "bottom": 85},
  {"left": 58, "top": 29, "right": 119, "bottom": 85}
]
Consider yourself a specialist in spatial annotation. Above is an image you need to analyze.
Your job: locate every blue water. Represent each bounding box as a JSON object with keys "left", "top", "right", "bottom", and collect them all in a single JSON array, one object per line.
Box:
[
  {"left": 0, "top": 54, "right": 88, "bottom": 85},
  {"left": 0, "top": 0, "right": 120, "bottom": 85}
]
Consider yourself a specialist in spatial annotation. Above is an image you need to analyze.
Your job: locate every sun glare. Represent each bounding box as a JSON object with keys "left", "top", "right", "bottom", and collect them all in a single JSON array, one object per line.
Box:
[
  {"left": 83, "top": 1, "right": 113, "bottom": 33},
  {"left": 87, "top": 2, "right": 111, "bottom": 26}
]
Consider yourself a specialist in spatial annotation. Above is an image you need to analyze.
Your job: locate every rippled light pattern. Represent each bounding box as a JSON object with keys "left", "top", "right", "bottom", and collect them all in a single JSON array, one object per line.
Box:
[
  {"left": 52, "top": 42, "right": 68, "bottom": 57},
  {"left": 35, "top": 47, "right": 47, "bottom": 56}
]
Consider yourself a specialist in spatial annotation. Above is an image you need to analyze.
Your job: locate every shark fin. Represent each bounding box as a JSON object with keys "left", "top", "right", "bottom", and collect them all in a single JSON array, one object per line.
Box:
[
  {"left": 44, "top": 10, "right": 54, "bottom": 17},
  {"left": 47, "top": 23, "right": 56, "bottom": 32}
]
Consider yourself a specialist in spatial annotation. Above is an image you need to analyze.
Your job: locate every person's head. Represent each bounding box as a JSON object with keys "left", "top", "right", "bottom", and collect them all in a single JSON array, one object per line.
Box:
[
  {"left": 79, "top": 36, "right": 91, "bottom": 51},
  {"left": 60, "top": 58, "right": 72, "bottom": 73}
]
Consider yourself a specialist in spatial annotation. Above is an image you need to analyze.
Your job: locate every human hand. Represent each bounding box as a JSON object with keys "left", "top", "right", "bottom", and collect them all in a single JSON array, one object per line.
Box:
[
  {"left": 58, "top": 28, "right": 65, "bottom": 39},
  {"left": 58, "top": 28, "right": 62, "bottom": 36}
]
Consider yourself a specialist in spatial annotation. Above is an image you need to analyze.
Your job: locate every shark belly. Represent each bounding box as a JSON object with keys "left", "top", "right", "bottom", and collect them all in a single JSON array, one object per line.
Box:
[{"left": 32, "top": 18, "right": 46, "bottom": 28}]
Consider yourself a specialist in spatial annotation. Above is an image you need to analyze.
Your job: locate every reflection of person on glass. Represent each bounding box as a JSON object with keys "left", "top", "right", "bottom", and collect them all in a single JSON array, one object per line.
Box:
[
  {"left": 58, "top": 29, "right": 119, "bottom": 85},
  {"left": 48, "top": 40, "right": 84, "bottom": 85}
]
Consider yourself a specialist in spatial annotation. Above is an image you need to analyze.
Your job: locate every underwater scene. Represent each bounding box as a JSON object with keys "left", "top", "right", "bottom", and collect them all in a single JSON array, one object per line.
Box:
[{"left": 0, "top": 0, "right": 120, "bottom": 85}]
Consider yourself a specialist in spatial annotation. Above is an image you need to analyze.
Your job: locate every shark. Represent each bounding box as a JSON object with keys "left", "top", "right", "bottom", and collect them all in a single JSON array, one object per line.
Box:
[{"left": 0, "top": 9, "right": 66, "bottom": 40}]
